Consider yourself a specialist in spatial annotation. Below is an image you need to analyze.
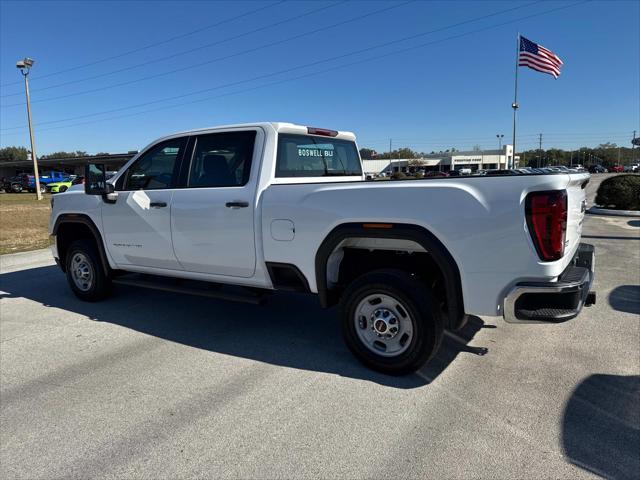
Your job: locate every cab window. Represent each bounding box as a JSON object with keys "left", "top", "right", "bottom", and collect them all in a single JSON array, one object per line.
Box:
[{"left": 122, "top": 138, "right": 186, "bottom": 190}]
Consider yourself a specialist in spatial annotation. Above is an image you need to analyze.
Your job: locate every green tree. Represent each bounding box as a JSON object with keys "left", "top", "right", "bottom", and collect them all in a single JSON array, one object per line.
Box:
[
  {"left": 371, "top": 147, "right": 418, "bottom": 159},
  {"left": 359, "top": 148, "right": 376, "bottom": 160},
  {"left": 0, "top": 146, "right": 29, "bottom": 162},
  {"left": 40, "top": 150, "right": 89, "bottom": 159}
]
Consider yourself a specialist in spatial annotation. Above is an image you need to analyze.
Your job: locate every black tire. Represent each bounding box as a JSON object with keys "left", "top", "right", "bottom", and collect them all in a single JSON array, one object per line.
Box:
[
  {"left": 340, "top": 269, "right": 443, "bottom": 375},
  {"left": 65, "top": 239, "right": 112, "bottom": 301},
  {"left": 59, "top": 186, "right": 67, "bottom": 192}
]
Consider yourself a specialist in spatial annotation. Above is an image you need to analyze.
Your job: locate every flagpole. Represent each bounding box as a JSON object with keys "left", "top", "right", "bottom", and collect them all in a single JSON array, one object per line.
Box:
[{"left": 511, "top": 33, "right": 520, "bottom": 169}]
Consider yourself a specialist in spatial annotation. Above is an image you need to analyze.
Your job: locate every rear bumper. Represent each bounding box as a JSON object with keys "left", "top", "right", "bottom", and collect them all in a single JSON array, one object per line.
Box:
[{"left": 504, "top": 243, "right": 595, "bottom": 323}]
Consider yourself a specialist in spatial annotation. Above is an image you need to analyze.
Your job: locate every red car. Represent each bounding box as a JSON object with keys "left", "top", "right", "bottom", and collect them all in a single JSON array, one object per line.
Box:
[{"left": 608, "top": 165, "right": 624, "bottom": 173}]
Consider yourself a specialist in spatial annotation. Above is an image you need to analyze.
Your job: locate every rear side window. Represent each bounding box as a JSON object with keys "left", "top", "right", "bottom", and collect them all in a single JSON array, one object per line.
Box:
[
  {"left": 188, "top": 131, "right": 256, "bottom": 187},
  {"left": 276, "top": 134, "right": 362, "bottom": 178}
]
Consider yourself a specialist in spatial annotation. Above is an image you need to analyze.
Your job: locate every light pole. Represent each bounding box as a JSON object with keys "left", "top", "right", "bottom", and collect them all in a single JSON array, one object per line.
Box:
[
  {"left": 17, "top": 57, "right": 42, "bottom": 200},
  {"left": 496, "top": 134, "right": 504, "bottom": 150}
]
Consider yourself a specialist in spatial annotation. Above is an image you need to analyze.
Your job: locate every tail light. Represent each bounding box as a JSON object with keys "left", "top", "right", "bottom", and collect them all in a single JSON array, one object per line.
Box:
[{"left": 525, "top": 190, "right": 567, "bottom": 261}]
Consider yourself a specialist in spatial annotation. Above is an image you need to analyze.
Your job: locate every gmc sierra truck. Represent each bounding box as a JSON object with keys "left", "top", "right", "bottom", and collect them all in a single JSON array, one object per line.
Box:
[{"left": 49, "top": 122, "right": 595, "bottom": 374}]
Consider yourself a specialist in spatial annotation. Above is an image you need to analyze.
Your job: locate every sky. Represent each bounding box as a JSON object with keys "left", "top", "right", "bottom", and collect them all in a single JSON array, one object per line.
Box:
[{"left": 0, "top": 0, "right": 638, "bottom": 155}]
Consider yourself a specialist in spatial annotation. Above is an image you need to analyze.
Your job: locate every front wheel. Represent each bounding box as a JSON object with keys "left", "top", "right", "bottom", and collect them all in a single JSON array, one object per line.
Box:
[
  {"left": 65, "top": 239, "right": 112, "bottom": 301},
  {"left": 340, "top": 269, "right": 443, "bottom": 375}
]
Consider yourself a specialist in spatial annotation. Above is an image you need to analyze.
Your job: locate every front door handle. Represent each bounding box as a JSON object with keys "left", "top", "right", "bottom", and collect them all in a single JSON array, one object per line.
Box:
[
  {"left": 225, "top": 201, "right": 249, "bottom": 208},
  {"left": 150, "top": 202, "right": 167, "bottom": 208}
]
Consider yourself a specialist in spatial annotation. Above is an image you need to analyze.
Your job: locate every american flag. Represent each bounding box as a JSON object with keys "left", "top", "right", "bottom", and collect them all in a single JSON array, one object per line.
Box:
[{"left": 518, "top": 36, "right": 563, "bottom": 78}]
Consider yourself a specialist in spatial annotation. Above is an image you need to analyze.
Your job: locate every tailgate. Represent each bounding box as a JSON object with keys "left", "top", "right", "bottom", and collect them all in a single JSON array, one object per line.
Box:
[{"left": 565, "top": 173, "right": 590, "bottom": 257}]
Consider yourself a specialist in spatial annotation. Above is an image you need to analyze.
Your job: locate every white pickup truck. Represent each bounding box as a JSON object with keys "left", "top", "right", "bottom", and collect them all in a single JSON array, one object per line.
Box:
[{"left": 50, "top": 122, "right": 595, "bottom": 374}]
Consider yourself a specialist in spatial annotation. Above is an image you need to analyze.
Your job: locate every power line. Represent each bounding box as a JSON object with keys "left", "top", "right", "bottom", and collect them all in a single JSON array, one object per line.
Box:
[
  {"left": 2, "top": 0, "right": 412, "bottom": 108},
  {"left": 359, "top": 137, "right": 634, "bottom": 148},
  {"left": 3, "top": 0, "right": 542, "bottom": 108},
  {"left": 0, "top": 0, "right": 546, "bottom": 129},
  {"left": 0, "top": 0, "right": 349, "bottom": 100},
  {"left": 1, "top": 0, "right": 587, "bottom": 135},
  {"left": 362, "top": 131, "right": 634, "bottom": 143},
  {"left": 0, "top": 0, "right": 287, "bottom": 89}
]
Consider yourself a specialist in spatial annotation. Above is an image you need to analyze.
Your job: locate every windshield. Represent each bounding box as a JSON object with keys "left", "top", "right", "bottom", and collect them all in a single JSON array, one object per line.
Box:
[{"left": 276, "top": 134, "right": 362, "bottom": 178}]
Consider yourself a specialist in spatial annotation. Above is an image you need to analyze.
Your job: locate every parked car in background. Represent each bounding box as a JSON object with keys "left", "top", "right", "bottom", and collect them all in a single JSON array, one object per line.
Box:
[
  {"left": 485, "top": 169, "right": 520, "bottom": 175},
  {"left": 46, "top": 179, "right": 74, "bottom": 193},
  {"left": 607, "top": 165, "right": 624, "bottom": 173},
  {"left": 28, "top": 170, "right": 71, "bottom": 193},
  {"left": 588, "top": 165, "right": 606, "bottom": 173},
  {"left": 71, "top": 176, "right": 85, "bottom": 185},
  {"left": 2, "top": 175, "right": 29, "bottom": 193},
  {"left": 425, "top": 171, "right": 448, "bottom": 177}
]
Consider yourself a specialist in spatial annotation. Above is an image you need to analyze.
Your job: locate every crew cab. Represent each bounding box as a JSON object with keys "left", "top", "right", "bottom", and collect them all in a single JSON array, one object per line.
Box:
[{"left": 49, "top": 122, "right": 595, "bottom": 374}]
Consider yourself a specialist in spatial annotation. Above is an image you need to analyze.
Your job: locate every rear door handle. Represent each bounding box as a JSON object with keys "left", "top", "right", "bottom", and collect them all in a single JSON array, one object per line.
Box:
[
  {"left": 225, "top": 201, "right": 249, "bottom": 208},
  {"left": 150, "top": 202, "right": 167, "bottom": 208}
]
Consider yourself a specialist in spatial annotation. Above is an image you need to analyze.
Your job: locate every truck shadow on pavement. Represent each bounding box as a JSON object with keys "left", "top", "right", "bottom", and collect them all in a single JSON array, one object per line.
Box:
[
  {"left": 561, "top": 374, "right": 640, "bottom": 480},
  {"left": 0, "top": 265, "right": 489, "bottom": 389},
  {"left": 608, "top": 285, "right": 640, "bottom": 314}
]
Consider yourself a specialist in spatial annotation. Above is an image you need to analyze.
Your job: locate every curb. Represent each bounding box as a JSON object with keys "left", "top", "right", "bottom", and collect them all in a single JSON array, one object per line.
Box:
[
  {"left": 587, "top": 207, "right": 640, "bottom": 218},
  {"left": 0, "top": 248, "right": 53, "bottom": 273}
]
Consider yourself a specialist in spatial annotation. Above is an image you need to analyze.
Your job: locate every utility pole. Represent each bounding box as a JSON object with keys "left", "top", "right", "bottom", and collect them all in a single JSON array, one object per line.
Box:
[
  {"left": 16, "top": 58, "right": 42, "bottom": 200},
  {"left": 633, "top": 130, "right": 637, "bottom": 164},
  {"left": 389, "top": 138, "right": 393, "bottom": 173},
  {"left": 538, "top": 133, "right": 543, "bottom": 168},
  {"left": 618, "top": 146, "right": 621, "bottom": 165}
]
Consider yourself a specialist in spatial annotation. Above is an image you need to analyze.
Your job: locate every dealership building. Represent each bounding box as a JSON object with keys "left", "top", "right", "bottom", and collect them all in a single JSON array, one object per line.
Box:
[{"left": 362, "top": 145, "right": 517, "bottom": 175}]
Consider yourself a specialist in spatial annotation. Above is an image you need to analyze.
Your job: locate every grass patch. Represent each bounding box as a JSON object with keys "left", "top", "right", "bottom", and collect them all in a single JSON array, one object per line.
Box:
[{"left": 0, "top": 193, "right": 52, "bottom": 255}]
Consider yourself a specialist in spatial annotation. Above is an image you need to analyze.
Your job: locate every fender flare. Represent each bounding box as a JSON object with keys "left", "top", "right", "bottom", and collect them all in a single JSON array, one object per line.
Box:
[
  {"left": 53, "top": 214, "right": 111, "bottom": 274},
  {"left": 314, "top": 223, "right": 466, "bottom": 329}
]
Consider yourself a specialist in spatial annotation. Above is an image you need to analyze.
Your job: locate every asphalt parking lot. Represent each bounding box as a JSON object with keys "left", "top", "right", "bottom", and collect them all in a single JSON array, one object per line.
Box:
[{"left": 1, "top": 178, "right": 638, "bottom": 479}]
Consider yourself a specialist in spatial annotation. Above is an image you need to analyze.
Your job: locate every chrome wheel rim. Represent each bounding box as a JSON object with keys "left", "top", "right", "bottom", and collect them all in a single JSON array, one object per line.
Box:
[
  {"left": 70, "top": 252, "right": 93, "bottom": 291},
  {"left": 354, "top": 293, "right": 414, "bottom": 357}
]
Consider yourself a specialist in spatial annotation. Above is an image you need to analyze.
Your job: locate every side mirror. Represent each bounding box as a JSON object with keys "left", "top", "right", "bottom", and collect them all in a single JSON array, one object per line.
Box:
[
  {"left": 85, "top": 163, "right": 116, "bottom": 202},
  {"left": 85, "top": 163, "right": 108, "bottom": 195}
]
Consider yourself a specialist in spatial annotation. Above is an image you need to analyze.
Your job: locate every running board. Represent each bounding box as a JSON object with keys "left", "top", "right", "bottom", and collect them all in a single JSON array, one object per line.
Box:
[{"left": 112, "top": 275, "right": 268, "bottom": 305}]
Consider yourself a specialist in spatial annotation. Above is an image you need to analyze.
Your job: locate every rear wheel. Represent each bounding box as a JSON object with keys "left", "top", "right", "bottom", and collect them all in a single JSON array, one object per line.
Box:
[
  {"left": 65, "top": 239, "right": 112, "bottom": 301},
  {"left": 340, "top": 269, "right": 443, "bottom": 375},
  {"left": 59, "top": 186, "right": 68, "bottom": 192}
]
